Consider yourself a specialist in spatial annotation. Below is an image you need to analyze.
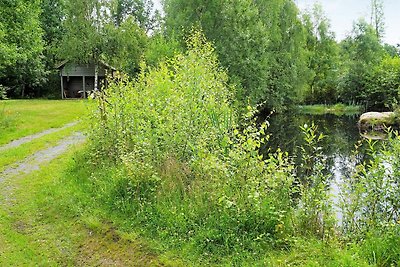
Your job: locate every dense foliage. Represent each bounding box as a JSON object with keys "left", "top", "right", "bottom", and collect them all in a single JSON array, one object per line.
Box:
[
  {"left": 302, "top": 4, "right": 340, "bottom": 104},
  {"left": 82, "top": 34, "right": 400, "bottom": 265},
  {"left": 1, "top": 0, "right": 399, "bottom": 110},
  {"left": 0, "top": 0, "right": 45, "bottom": 97},
  {"left": 86, "top": 34, "right": 297, "bottom": 261},
  {"left": 164, "top": 0, "right": 308, "bottom": 110},
  {"left": 163, "top": 0, "right": 400, "bottom": 111}
]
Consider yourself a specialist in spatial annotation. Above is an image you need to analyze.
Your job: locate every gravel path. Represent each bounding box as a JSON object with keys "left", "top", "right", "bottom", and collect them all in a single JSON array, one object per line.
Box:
[
  {"left": 0, "top": 132, "right": 86, "bottom": 204},
  {"left": 0, "top": 121, "right": 79, "bottom": 152},
  {"left": 0, "top": 132, "right": 85, "bottom": 181}
]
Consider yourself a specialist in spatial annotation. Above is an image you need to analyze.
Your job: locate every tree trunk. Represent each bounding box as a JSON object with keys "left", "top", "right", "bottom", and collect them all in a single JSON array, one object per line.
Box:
[
  {"left": 94, "top": 63, "right": 99, "bottom": 91},
  {"left": 21, "top": 84, "right": 25, "bottom": 98}
]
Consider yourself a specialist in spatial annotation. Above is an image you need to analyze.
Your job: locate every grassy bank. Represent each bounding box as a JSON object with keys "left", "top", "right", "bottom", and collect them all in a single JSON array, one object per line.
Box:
[
  {"left": 2, "top": 137, "right": 366, "bottom": 266},
  {"left": 0, "top": 137, "right": 375, "bottom": 266},
  {"left": 297, "top": 104, "right": 362, "bottom": 116},
  {"left": 2, "top": 42, "right": 399, "bottom": 265},
  {"left": 78, "top": 36, "right": 399, "bottom": 266}
]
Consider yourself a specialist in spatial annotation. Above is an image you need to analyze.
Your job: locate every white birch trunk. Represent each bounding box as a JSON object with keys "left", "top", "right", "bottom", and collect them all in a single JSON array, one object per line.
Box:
[{"left": 94, "top": 64, "right": 99, "bottom": 91}]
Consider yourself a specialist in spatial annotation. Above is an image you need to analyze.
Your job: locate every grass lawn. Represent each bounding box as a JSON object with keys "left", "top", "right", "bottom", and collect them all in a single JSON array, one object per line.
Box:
[
  {"left": 297, "top": 104, "right": 362, "bottom": 116},
  {"left": 0, "top": 146, "right": 185, "bottom": 266},
  {"left": 0, "top": 122, "right": 85, "bottom": 172},
  {"left": 0, "top": 99, "right": 89, "bottom": 145},
  {"left": 0, "top": 99, "right": 184, "bottom": 265}
]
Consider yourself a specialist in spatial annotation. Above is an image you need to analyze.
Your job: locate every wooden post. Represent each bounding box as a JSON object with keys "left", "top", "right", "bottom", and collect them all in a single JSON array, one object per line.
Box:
[
  {"left": 105, "top": 69, "right": 108, "bottom": 89},
  {"left": 83, "top": 76, "right": 86, "bottom": 98},
  {"left": 60, "top": 73, "right": 64, "bottom": 99}
]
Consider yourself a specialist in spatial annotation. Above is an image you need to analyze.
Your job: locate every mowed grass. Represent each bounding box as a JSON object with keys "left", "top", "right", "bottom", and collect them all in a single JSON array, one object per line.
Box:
[
  {"left": 0, "top": 100, "right": 183, "bottom": 265},
  {"left": 0, "top": 146, "right": 184, "bottom": 266},
  {"left": 0, "top": 99, "right": 89, "bottom": 145}
]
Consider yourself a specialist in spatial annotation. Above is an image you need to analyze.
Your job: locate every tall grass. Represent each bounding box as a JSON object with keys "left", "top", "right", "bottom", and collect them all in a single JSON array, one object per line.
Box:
[{"left": 340, "top": 133, "right": 400, "bottom": 266}]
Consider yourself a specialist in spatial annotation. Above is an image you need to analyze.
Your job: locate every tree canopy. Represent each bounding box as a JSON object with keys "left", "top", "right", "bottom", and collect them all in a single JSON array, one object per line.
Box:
[
  {"left": 164, "top": 0, "right": 308, "bottom": 110},
  {"left": 0, "top": 0, "right": 45, "bottom": 97},
  {"left": 0, "top": 0, "right": 399, "bottom": 111}
]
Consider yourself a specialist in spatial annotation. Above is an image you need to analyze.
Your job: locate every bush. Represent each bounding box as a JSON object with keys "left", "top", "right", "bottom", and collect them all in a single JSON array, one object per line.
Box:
[
  {"left": 340, "top": 135, "right": 400, "bottom": 235},
  {"left": 85, "top": 31, "right": 400, "bottom": 264},
  {"left": 85, "top": 32, "right": 299, "bottom": 261},
  {"left": 360, "top": 225, "right": 400, "bottom": 266},
  {"left": 366, "top": 56, "right": 400, "bottom": 110},
  {"left": 339, "top": 132, "right": 400, "bottom": 266}
]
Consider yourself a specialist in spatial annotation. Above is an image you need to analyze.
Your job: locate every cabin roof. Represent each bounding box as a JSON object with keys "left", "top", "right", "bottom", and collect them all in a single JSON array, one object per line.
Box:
[{"left": 55, "top": 60, "right": 116, "bottom": 71}]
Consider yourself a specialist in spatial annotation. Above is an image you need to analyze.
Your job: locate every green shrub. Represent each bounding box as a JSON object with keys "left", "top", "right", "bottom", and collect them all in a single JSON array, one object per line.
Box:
[
  {"left": 341, "top": 135, "right": 400, "bottom": 235},
  {"left": 360, "top": 225, "right": 400, "bottom": 266},
  {"left": 339, "top": 132, "right": 400, "bottom": 266},
  {"left": 295, "top": 123, "right": 336, "bottom": 239},
  {"left": 84, "top": 31, "right": 400, "bottom": 264},
  {"left": 85, "top": 32, "right": 299, "bottom": 261}
]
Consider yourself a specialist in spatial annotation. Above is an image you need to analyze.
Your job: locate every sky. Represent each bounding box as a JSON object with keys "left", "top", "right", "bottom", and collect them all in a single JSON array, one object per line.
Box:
[
  {"left": 153, "top": 0, "right": 400, "bottom": 45},
  {"left": 295, "top": 0, "right": 400, "bottom": 45}
]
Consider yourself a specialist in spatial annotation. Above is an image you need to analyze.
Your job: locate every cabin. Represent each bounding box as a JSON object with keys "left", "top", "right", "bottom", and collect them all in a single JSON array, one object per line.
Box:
[{"left": 56, "top": 60, "right": 116, "bottom": 98}]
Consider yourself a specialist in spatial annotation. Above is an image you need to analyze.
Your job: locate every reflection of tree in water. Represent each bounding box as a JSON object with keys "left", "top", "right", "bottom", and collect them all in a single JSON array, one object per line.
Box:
[
  {"left": 262, "top": 112, "right": 369, "bottom": 193},
  {"left": 261, "top": 112, "right": 398, "bottom": 228},
  {"left": 264, "top": 113, "right": 360, "bottom": 163}
]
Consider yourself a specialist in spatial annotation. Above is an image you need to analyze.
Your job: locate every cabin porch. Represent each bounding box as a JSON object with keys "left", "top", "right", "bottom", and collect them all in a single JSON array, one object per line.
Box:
[{"left": 61, "top": 76, "right": 105, "bottom": 98}]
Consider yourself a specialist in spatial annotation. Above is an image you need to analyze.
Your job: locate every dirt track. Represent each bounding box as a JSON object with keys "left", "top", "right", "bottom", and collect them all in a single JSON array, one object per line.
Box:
[
  {"left": 0, "top": 132, "right": 85, "bottom": 181},
  {"left": 0, "top": 121, "right": 79, "bottom": 152},
  {"left": 0, "top": 128, "right": 85, "bottom": 205}
]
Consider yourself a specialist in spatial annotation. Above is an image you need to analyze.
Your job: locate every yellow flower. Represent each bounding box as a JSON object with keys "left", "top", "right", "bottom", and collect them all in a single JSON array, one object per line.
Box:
[{"left": 275, "top": 224, "right": 284, "bottom": 232}]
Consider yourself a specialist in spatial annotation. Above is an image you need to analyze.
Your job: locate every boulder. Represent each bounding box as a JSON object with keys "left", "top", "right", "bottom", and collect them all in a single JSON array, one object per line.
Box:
[{"left": 358, "top": 112, "right": 395, "bottom": 130}]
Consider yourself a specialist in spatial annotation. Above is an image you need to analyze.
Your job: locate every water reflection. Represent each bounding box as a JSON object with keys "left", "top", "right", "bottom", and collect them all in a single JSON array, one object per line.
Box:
[
  {"left": 263, "top": 112, "right": 367, "bottom": 221},
  {"left": 264, "top": 112, "right": 361, "bottom": 158}
]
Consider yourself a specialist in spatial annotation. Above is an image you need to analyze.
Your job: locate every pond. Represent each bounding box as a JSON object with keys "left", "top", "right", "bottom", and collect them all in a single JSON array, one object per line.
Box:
[
  {"left": 263, "top": 112, "right": 368, "bottom": 219},
  {"left": 266, "top": 112, "right": 360, "bottom": 155}
]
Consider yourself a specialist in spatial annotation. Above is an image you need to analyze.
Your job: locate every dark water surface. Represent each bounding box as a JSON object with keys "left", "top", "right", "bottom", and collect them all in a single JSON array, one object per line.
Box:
[
  {"left": 266, "top": 112, "right": 361, "bottom": 159},
  {"left": 264, "top": 112, "right": 366, "bottom": 216}
]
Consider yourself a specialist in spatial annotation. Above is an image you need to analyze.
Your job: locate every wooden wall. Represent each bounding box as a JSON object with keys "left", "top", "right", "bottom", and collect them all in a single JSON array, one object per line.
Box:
[{"left": 60, "top": 62, "right": 107, "bottom": 77}]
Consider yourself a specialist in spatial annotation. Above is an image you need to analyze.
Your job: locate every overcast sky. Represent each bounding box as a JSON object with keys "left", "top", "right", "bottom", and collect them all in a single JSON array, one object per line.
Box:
[
  {"left": 296, "top": 0, "right": 400, "bottom": 45},
  {"left": 153, "top": 0, "right": 400, "bottom": 45}
]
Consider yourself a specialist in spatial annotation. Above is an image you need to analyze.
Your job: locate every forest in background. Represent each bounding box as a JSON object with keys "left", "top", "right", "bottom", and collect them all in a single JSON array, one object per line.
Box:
[{"left": 0, "top": 0, "right": 399, "bottom": 112}]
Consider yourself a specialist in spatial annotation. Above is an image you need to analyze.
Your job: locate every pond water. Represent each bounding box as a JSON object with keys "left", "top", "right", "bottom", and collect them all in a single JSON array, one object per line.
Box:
[
  {"left": 265, "top": 112, "right": 363, "bottom": 170},
  {"left": 263, "top": 112, "right": 367, "bottom": 219},
  {"left": 266, "top": 112, "right": 361, "bottom": 155}
]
